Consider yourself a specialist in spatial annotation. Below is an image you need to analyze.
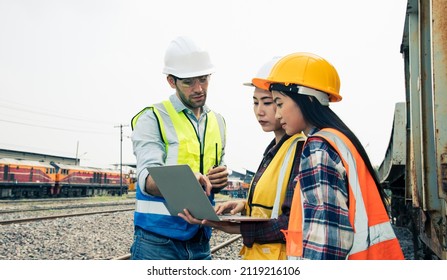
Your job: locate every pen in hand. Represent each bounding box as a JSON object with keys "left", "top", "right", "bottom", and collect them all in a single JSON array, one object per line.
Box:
[{"left": 214, "top": 143, "right": 218, "bottom": 168}]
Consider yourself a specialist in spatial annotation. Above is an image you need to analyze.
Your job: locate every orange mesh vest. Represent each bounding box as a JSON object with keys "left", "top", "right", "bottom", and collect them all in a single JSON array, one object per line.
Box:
[{"left": 283, "top": 128, "right": 404, "bottom": 260}]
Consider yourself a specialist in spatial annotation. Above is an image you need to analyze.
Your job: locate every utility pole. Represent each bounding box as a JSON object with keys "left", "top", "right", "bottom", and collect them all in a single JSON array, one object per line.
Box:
[
  {"left": 114, "top": 124, "right": 129, "bottom": 191},
  {"left": 75, "top": 140, "right": 79, "bottom": 165}
]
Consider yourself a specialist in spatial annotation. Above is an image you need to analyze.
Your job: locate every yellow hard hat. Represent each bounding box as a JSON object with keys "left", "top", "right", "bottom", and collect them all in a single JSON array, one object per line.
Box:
[{"left": 252, "top": 52, "right": 342, "bottom": 102}]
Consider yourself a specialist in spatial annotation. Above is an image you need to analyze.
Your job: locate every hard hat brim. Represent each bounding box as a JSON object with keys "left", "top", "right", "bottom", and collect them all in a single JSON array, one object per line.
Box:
[
  {"left": 253, "top": 77, "right": 343, "bottom": 102},
  {"left": 163, "top": 68, "right": 215, "bottom": 79},
  {"left": 252, "top": 78, "right": 271, "bottom": 90}
]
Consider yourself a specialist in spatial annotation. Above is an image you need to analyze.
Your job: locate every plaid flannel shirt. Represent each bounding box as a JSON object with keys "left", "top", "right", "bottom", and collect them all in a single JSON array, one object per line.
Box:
[{"left": 298, "top": 128, "right": 354, "bottom": 259}]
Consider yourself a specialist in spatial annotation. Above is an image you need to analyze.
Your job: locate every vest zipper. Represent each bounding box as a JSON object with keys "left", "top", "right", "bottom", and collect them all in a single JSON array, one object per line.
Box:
[{"left": 183, "top": 111, "right": 207, "bottom": 174}]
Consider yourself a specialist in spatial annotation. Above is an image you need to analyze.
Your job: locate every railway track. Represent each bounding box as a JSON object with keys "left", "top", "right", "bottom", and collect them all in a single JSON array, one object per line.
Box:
[
  {"left": 111, "top": 234, "right": 242, "bottom": 260},
  {"left": 0, "top": 208, "right": 134, "bottom": 225},
  {"left": 2, "top": 196, "right": 248, "bottom": 260},
  {"left": 0, "top": 196, "right": 135, "bottom": 225},
  {"left": 0, "top": 201, "right": 135, "bottom": 215}
]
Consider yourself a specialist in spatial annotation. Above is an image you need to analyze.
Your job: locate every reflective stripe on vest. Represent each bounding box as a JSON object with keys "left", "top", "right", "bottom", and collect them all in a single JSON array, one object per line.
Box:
[
  {"left": 135, "top": 199, "right": 170, "bottom": 215},
  {"left": 285, "top": 128, "right": 404, "bottom": 259},
  {"left": 131, "top": 101, "right": 225, "bottom": 173},
  {"left": 241, "top": 134, "right": 304, "bottom": 260},
  {"left": 246, "top": 134, "right": 304, "bottom": 218},
  {"left": 271, "top": 135, "right": 304, "bottom": 218},
  {"left": 155, "top": 101, "right": 224, "bottom": 173},
  {"left": 316, "top": 129, "right": 383, "bottom": 255}
]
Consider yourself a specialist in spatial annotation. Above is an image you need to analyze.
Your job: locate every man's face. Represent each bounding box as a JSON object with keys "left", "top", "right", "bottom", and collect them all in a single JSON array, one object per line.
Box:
[{"left": 169, "top": 75, "right": 210, "bottom": 110}]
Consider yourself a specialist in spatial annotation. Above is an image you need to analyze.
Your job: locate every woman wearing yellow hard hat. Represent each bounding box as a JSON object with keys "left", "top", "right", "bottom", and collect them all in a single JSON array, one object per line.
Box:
[{"left": 253, "top": 52, "right": 404, "bottom": 260}]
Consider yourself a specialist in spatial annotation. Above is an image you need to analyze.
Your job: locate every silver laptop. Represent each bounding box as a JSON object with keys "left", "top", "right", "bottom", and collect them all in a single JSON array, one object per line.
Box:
[{"left": 147, "top": 164, "right": 270, "bottom": 222}]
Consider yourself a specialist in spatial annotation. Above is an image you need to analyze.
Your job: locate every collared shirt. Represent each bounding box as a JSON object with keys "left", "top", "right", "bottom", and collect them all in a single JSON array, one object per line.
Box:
[
  {"left": 131, "top": 94, "right": 226, "bottom": 194},
  {"left": 298, "top": 127, "right": 353, "bottom": 259},
  {"left": 240, "top": 134, "right": 302, "bottom": 246}
]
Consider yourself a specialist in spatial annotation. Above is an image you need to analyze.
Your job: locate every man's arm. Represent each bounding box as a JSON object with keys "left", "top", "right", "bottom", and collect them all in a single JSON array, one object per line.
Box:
[
  {"left": 144, "top": 174, "right": 162, "bottom": 196},
  {"left": 131, "top": 109, "right": 166, "bottom": 196}
]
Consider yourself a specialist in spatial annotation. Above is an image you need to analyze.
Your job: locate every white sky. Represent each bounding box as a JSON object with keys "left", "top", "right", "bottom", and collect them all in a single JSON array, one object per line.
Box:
[{"left": 0, "top": 0, "right": 408, "bottom": 173}]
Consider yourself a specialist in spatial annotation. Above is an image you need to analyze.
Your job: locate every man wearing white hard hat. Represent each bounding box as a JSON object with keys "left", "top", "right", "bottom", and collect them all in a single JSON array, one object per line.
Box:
[{"left": 130, "top": 36, "right": 228, "bottom": 260}]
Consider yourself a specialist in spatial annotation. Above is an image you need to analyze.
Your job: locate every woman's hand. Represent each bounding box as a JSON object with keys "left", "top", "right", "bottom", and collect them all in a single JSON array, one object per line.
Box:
[{"left": 214, "top": 200, "right": 246, "bottom": 215}]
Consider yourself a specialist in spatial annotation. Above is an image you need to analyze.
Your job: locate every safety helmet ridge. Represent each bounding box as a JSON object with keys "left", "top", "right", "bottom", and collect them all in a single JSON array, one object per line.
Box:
[
  {"left": 162, "top": 36, "right": 215, "bottom": 78},
  {"left": 243, "top": 56, "right": 282, "bottom": 88},
  {"left": 252, "top": 52, "right": 342, "bottom": 102}
]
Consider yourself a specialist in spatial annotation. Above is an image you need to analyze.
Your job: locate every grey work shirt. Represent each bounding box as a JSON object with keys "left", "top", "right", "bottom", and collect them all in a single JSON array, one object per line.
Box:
[{"left": 131, "top": 94, "right": 226, "bottom": 195}]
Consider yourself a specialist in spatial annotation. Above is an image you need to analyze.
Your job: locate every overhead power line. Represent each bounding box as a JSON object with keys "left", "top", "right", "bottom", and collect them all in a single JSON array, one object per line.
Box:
[
  {"left": 0, "top": 98, "right": 112, "bottom": 125},
  {"left": 0, "top": 118, "right": 114, "bottom": 135}
]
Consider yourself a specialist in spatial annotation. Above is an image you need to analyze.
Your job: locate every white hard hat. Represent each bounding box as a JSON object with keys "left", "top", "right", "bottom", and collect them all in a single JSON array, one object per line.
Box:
[
  {"left": 162, "top": 36, "right": 215, "bottom": 78},
  {"left": 243, "top": 56, "right": 282, "bottom": 87}
]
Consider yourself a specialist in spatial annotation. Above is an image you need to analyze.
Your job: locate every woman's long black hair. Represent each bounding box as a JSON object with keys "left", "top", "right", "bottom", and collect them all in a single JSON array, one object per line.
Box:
[{"left": 283, "top": 91, "right": 388, "bottom": 207}]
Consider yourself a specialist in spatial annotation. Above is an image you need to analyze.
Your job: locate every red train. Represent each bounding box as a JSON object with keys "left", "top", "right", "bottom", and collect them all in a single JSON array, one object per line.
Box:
[{"left": 0, "top": 158, "right": 129, "bottom": 199}]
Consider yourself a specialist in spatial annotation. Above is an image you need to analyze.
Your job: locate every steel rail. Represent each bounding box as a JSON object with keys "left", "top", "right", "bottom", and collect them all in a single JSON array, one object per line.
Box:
[
  {"left": 0, "top": 208, "right": 134, "bottom": 225},
  {"left": 0, "top": 201, "right": 135, "bottom": 214}
]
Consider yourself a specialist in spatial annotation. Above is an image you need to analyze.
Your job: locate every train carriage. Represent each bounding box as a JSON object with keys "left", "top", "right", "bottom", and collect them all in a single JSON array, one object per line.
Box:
[
  {"left": 0, "top": 158, "right": 129, "bottom": 199},
  {"left": 0, "top": 158, "right": 57, "bottom": 198},
  {"left": 50, "top": 162, "right": 129, "bottom": 197},
  {"left": 379, "top": 0, "right": 447, "bottom": 259}
]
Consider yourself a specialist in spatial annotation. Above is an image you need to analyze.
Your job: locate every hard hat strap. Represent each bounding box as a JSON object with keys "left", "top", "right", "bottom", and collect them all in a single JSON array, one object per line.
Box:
[{"left": 270, "top": 83, "right": 330, "bottom": 106}]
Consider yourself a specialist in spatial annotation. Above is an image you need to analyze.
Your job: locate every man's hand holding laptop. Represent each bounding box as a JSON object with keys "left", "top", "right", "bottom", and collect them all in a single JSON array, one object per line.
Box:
[{"left": 179, "top": 207, "right": 242, "bottom": 234}]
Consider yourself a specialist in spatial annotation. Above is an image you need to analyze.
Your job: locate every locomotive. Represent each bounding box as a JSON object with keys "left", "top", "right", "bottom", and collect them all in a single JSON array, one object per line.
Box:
[{"left": 0, "top": 157, "right": 129, "bottom": 199}]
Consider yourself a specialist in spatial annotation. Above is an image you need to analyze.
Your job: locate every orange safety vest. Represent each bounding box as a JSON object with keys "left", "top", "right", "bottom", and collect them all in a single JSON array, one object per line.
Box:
[{"left": 283, "top": 128, "right": 404, "bottom": 260}]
